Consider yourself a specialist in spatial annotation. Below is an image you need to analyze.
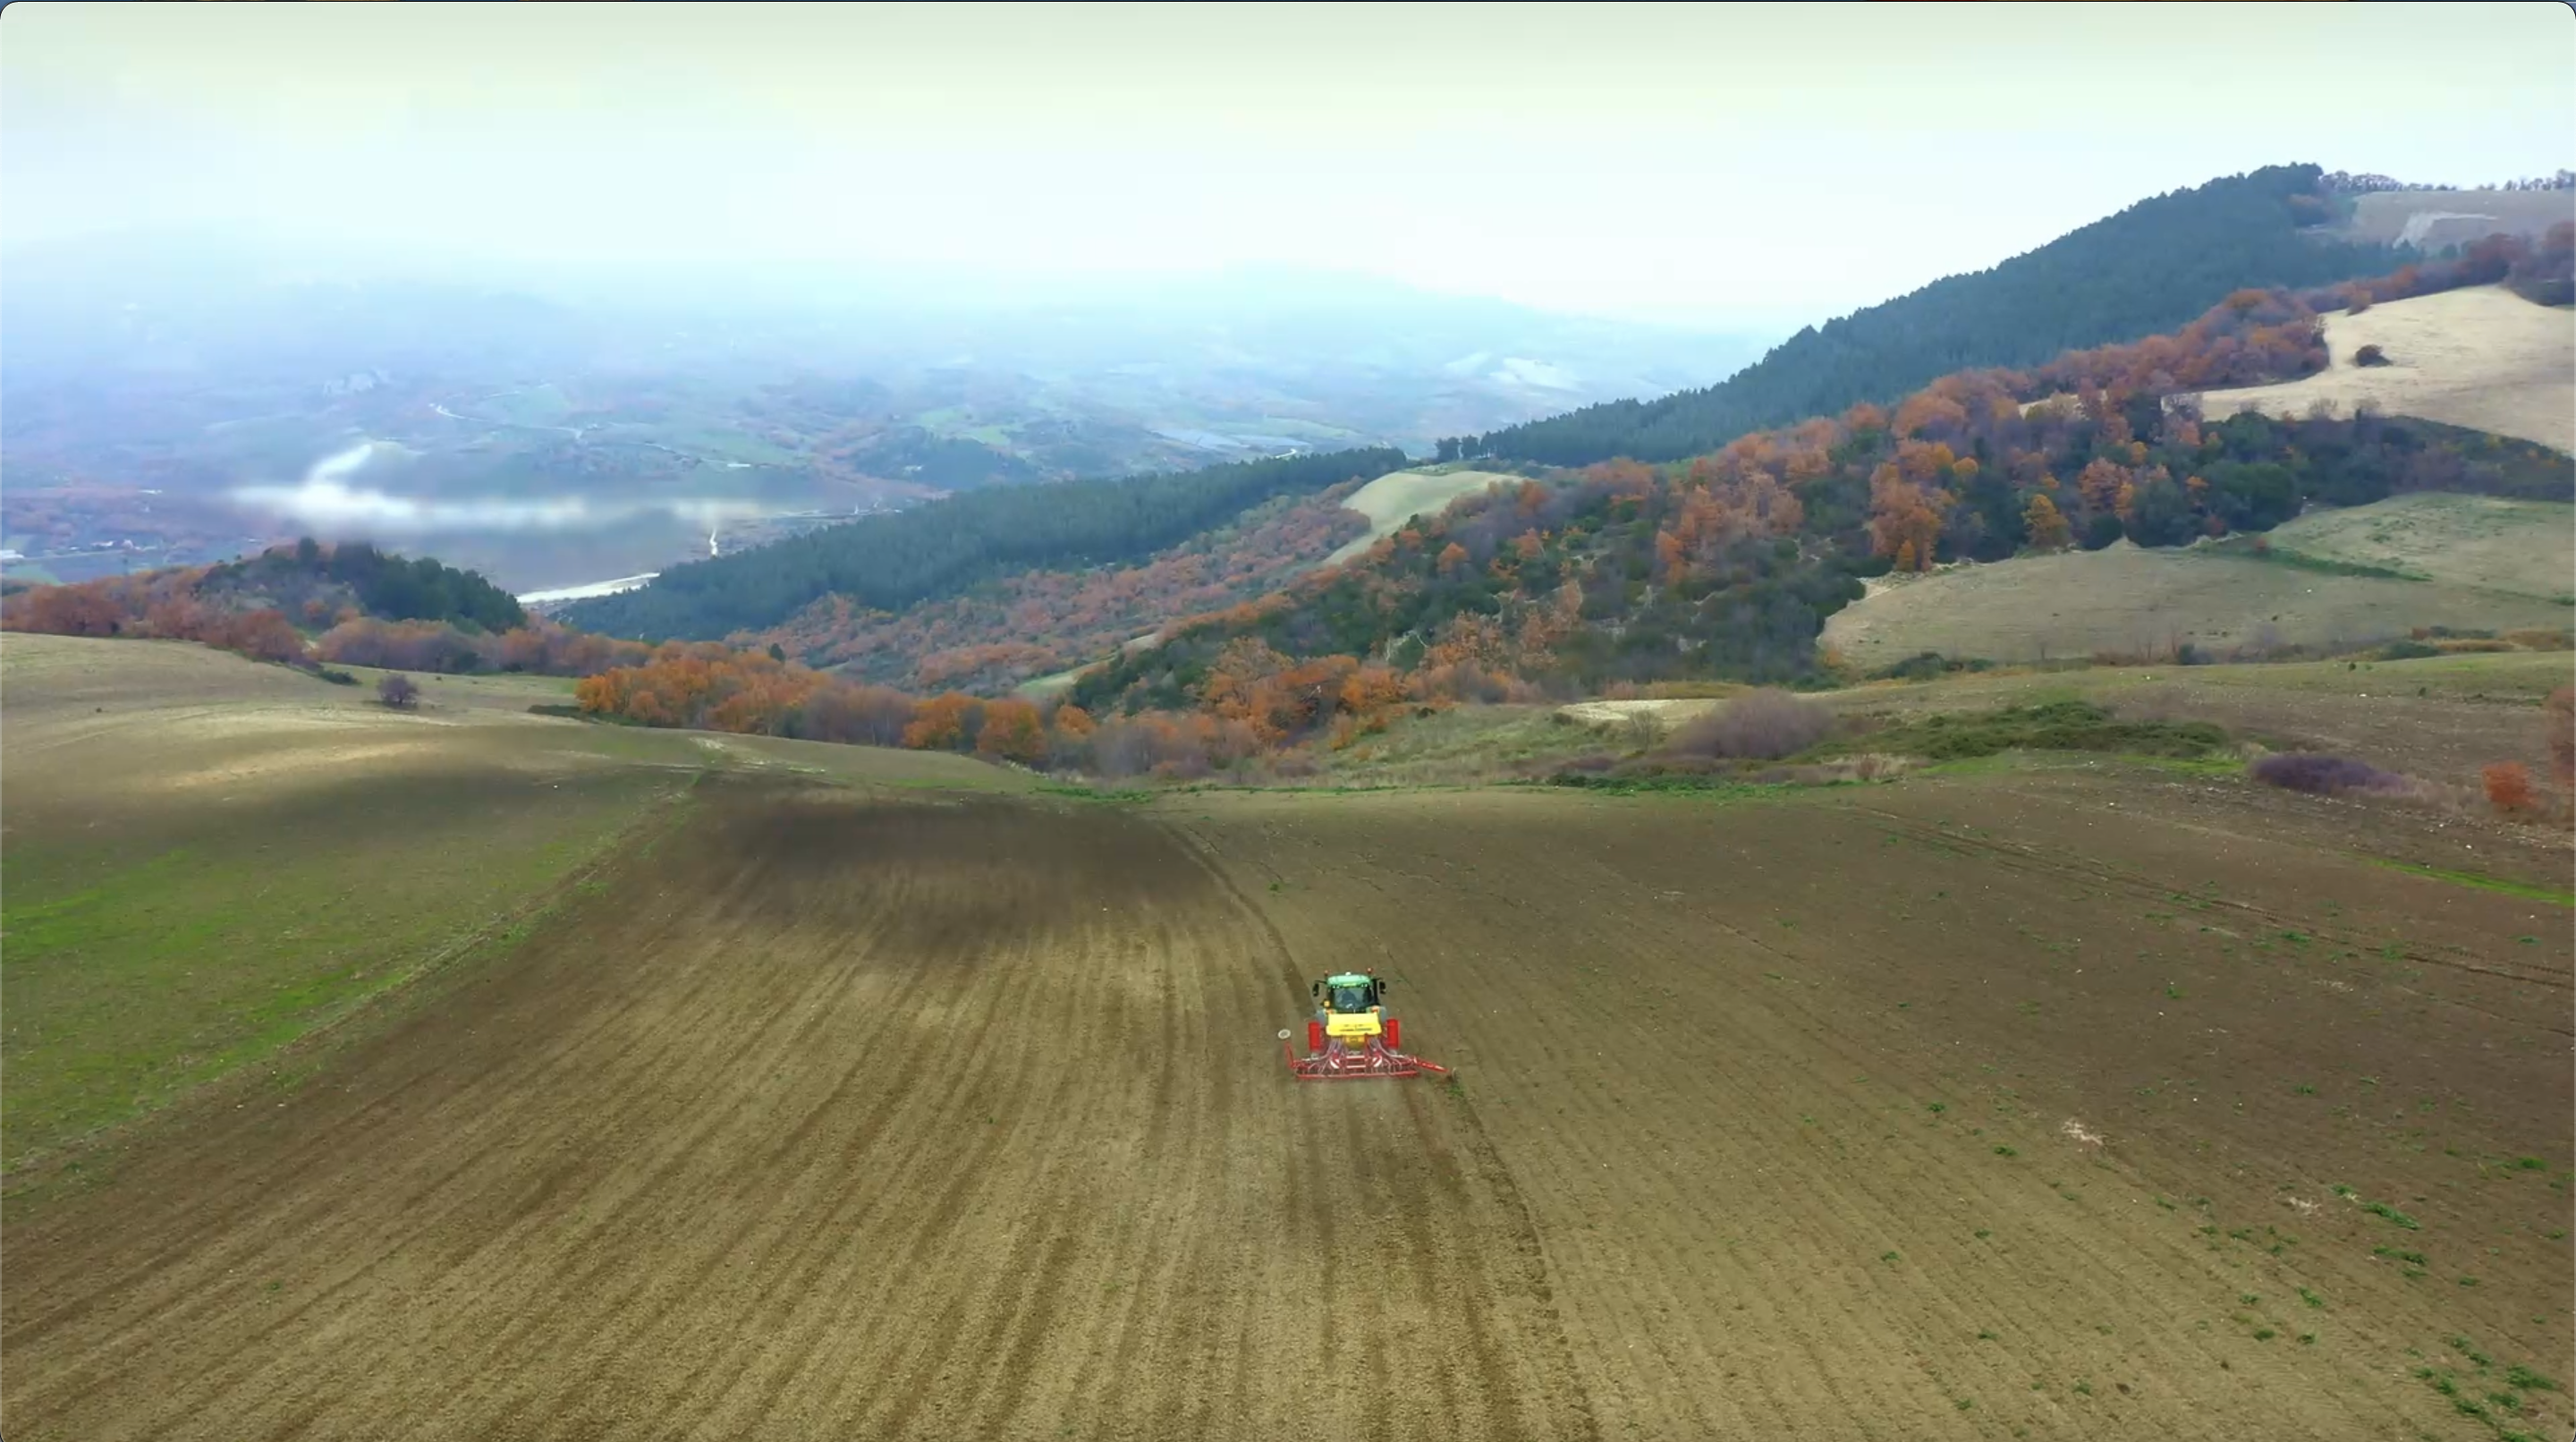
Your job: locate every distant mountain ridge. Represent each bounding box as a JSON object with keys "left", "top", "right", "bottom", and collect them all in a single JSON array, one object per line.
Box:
[{"left": 1450, "top": 164, "right": 2403, "bottom": 467}]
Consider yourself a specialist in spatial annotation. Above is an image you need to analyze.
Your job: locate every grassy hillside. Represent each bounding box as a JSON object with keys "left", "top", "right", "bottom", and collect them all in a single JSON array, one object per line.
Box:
[
  {"left": 1074, "top": 278, "right": 2570, "bottom": 717},
  {"left": 1457, "top": 164, "right": 2397, "bottom": 465},
  {"left": 0, "top": 634, "right": 1021, "bottom": 1176},
  {"left": 2261, "top": 491, "right": 2576, "bottom": 595},
  {"left": 1322, "top": 467, "right": 1530, "bottom": 564},
  {"left": 2198, "top": 285, "right": 2574, "bottom": 453},
  {"left": 1821, "top": 492, "right": 2576, "bottom": 668},
  {"left": 1319, "top": 648, "right": 2572, "bottom": 791}
]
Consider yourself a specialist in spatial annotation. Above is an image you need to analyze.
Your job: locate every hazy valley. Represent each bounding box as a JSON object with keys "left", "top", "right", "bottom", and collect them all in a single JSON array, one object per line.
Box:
[{"left": 6, "top": 10, "right": 2573, "bottom": 1437}]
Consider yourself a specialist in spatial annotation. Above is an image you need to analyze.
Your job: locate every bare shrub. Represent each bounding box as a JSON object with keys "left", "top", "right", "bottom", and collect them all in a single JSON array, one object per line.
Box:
[
  {"left": 2110, "top": 683, "right": 2198, "bottom": 724},
  {"left": 1665, "top": 688, "right": 1835, "bottom": 760},
  {"left": 2352, "top": 343, "right": 2391, "bottom": 368},
  {"left": 1739, "top": 755, "right": 1912, "bottom": 786},
  {"left": 1088, "top": 715, "right": 1261, "bottom": 780},
  {"left": 1148, "top": 754, "right": 1211, "bottom": 782},
  {"left": 2503, "top": 629, "right": 2573, "bottom": 652},
  {"left": 794, "top": 682, "right": 917, "bottom": 747},
  {"left": 1623, "top": 755, "right": 1729, "bottom": 779},
  {"left": 2250, "top": 752, "right": 2411, "bottom": 795},
  {"left": 1418, "top": 661, "right": 1516, "bottom": 704},
  {"left": 1621, "top": 710, "right": 1667, "bottom": 751},
  {"left": 1845, "top": 753, "right": 1913, "bottom": 783},
  {"left": 2231, "top": 621, "right": 2292, "bottom": 662},
  {"left": 1636, "top": 680, "right": 1742, "bottom": 700},
  {"left": 1090, "top": 720, "right": 1165, "bottom": 779},
  {"left": 377, "top": 673, "right": 420, "bottom": 709}
]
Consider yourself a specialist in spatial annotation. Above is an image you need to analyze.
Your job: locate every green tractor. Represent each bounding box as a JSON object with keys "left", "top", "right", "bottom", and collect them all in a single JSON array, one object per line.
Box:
[{"left": 1282, "top": 971, "right": 1448, "bottom": 1081}]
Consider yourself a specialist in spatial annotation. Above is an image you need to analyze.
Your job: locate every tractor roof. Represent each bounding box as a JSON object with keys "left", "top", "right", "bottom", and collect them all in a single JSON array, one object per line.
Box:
[{"left": 1324, "top": 972, "right": 1375, "bottom": 987}]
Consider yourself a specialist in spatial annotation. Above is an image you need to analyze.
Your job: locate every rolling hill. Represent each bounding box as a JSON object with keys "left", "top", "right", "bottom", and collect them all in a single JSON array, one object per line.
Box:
[
  {"left": 1072, "top": 274, "right": 2572, "bottom": 717},
  {"left": 561, "top": 447, "right": 1407, "bottom": 641},
  {"left": 745, "top": 485, "right": 1375, "bottom": 692},
  {"left": 2197, "top": 284, "right": 2575, "bottom": 453},
  {"left": 13, "top": 632, "right": 2569, "bottom": 1441},
  {"left": 1819, "top": 526, "right": 2573, "bottom": 670},
  {"left": 1451, "top": 164, "right": 2402, "bottom": 466},
  {"left": 1320, "top": 467, "right": 1532, "bottom": 566},
  {"left": 720, "top": 468, "right": 1549, "bottom": 694}
]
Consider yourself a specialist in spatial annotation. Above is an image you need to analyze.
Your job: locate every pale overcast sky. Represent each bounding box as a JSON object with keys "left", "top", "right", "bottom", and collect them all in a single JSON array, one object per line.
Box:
[{"left": 4, "top": 1, "right": 2570, "bottom": 322}]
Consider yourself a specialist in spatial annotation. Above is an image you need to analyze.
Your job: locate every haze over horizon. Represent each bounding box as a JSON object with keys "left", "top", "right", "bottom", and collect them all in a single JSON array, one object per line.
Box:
[{"left": 6, "top": 0, "right": 2571, "bottom": 327}]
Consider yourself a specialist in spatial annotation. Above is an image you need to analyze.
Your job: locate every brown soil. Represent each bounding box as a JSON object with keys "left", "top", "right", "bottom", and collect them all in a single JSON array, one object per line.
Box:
[
  {"left": 5, "top": 774, "right": 2569, "bottom": 1440},
  {"left": 1, "top": 782, "right": 1592, "bottom": 1441}
]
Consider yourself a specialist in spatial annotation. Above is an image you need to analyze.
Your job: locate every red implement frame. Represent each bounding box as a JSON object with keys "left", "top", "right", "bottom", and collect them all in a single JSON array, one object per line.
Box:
[{"left": 1282, "top": 1031, "right": 1451, "bottom": 1082}]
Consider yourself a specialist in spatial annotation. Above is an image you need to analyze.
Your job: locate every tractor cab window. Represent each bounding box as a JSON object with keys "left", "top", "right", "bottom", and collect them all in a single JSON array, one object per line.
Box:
[{"left": 1328, "top": 981, "right": 1377, "bottom": 1014}]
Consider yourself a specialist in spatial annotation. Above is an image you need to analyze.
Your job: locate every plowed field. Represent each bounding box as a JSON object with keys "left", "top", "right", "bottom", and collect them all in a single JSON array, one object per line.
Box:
[{"left": 5, "top": 774, "right": 2569, "bottom": 1440}]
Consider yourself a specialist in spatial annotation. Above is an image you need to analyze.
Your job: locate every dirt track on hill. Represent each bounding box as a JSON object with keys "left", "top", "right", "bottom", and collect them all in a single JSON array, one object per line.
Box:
[{"left": 5, "top": 776, "right": 2569, "bottom": 1440}]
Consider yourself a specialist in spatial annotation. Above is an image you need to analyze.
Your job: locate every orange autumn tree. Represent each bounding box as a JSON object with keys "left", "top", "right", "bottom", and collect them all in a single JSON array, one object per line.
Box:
[
  {"left": 901, "top": 691, "right": 980, "bottom": 750},
  {"left": 1868, "top": 462, "right": 1950, "bottom": 570},
  {"left": 2483, "top": 761, "right": 2538, "bottom": 816},
  {"left": 2022, "top": 492, "right": 2072, "bottom": 550},
  {"left": 974, "top": 697, "right": 1047, "bottom": 764},
  {"left": 2075, "top": 457, "right": 2132, "bottom": 516}
]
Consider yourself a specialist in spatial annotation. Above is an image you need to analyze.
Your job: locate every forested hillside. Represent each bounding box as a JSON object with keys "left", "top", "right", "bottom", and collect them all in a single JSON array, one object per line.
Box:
[
  {"left": 0, "top": 539, "right": 631, "bottom": 675},
  {"left": 1448, "top": 164, "right": 2397, "bottom": 466},
  {"left": 562, "top": 446, "right": 1404, "bottom": 640},
  {"left": 746, "top": 486, "right": 1371, "bottom": 691},
  {"left": 535, "top": 259, "right": 2568, "bottom": 776},
  {"left": 1076, "top": 280, "right": 2572, "bottom": 716},
  {"left": 199, "top": 539, "right": 527, "bottom": 633}
]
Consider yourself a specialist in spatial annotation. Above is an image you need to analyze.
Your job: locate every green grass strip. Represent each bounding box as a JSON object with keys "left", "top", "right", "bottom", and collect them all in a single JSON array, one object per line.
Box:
[{"left": 2365, "top": 858, "right": 2575, "bottom": 907}]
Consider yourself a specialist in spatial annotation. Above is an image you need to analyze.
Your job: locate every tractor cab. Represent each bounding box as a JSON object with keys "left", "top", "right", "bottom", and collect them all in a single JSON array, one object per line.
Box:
[
  {"left": 1310, "top": 972, "right": 1394, "bottom": 1048},
  {"left": 1314, "top": 973, "right": 1384, "bottom": 1017}
]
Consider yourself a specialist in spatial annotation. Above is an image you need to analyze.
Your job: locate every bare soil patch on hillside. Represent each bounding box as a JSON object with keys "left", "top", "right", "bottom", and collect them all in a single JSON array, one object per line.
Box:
[{"left": 2333, "top": 190, "right": 2575, "bottom": 250}]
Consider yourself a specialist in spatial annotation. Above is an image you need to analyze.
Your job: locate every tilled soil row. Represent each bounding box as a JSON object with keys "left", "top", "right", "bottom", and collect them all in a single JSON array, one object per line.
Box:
[
  {"left": 8, "top": 775, "right": 2568, "bottom": 1440},
  {"left": 2, "top": 782, "right": 1587, "bottom": 1441}
]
